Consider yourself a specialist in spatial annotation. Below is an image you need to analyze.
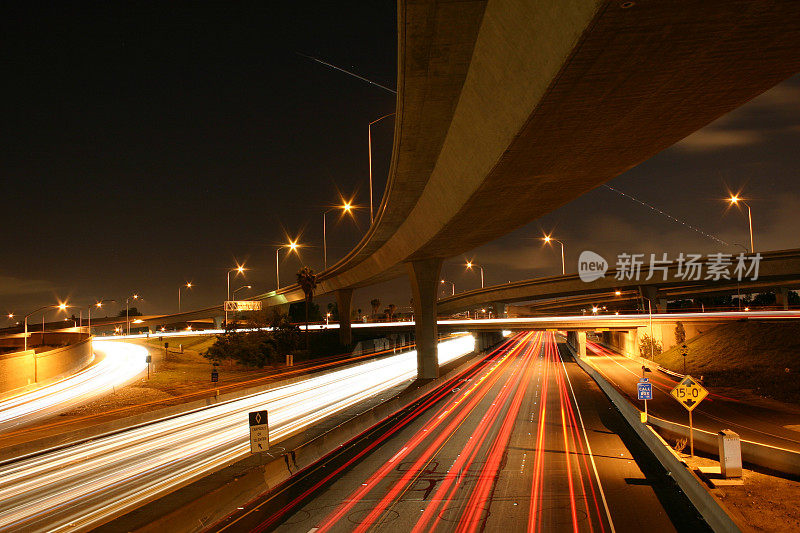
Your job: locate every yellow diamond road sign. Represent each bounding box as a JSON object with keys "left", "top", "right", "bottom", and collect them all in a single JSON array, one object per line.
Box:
[{"left": 670, "top": 375, "right": 708, "bottom": 411}]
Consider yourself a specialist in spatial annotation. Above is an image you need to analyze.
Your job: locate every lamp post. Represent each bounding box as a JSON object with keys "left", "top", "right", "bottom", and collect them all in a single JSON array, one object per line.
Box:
[
  {"left": 178, "top": 282, "right": 193, "bottom": 312},
  {"left": 125, "top": 294, "right": 140, "bottom": 336},
  {"left": 23, "top": 302, "right": 68, "bottom": 372},
  {"left": 465, "top": 261, "right": 484, "bottom": 288},
  {"left": 543, "top": 235, "right": 566, "bottom": 275},
  {"left": 233, "top": 285, "right": 252, "bottom": 299},
  {"left": 323, "top": 202, "right": 354, "bottom": 269},
  {"left": 275, "top": 241, "right": 300, "bottom": 290},
  {"left": 728, "top": 195, "right": 754, "bottom": 253},
  {"left": 440, "top": 279, "right": 455, "bottom": 296},
  {"left": 225, "top": 266, "right": 246, "bottom": 326},
  {"left": 368, "top": 113, "right": 395, "bottom": 223},
  {"left": 88, "top": 299, "right": 115, "bottom": 335}
]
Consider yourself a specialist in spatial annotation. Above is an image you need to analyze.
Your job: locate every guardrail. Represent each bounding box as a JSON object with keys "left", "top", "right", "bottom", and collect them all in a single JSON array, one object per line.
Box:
[{"left": 568, "top": 341, "right": 742, "bottom": 533}]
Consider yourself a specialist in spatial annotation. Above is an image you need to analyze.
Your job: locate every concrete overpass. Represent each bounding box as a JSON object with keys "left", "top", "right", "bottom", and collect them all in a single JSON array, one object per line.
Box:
[
  {"left": 437, "top": 248, "right": 800, "bottom": 316},
  {"left": 129, "top": 1, "right": 800, "bottom": 377}
]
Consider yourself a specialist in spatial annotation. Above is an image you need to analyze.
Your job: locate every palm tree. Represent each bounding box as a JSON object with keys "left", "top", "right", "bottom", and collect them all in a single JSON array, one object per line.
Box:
[
  {"left": 296, "top": 267, "right": 317, "bottom": 351},
  {"left": 370, "top": 298, "right": 381, "bottom": 320}
]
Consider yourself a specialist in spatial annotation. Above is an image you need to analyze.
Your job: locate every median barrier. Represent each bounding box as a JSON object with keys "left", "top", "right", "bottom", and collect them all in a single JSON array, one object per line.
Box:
[
  {"left": 569, "top": 342, "right": 743, "bottom": 533},
  {"left": 0, "top": 340, "right": 431, "bottom": 463},
  {"left": 98, "top": 344, "right": 494, "bottom": 533}
]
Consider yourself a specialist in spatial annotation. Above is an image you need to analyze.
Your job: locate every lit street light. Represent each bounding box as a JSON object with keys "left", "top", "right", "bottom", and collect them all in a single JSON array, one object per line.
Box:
[
  {"left": 125, "top": 294, "right": 140, "bottom": 336},
  {"left": 178, "top": 282, "right": 193, "bottom": 312},
  {"left": 368, "top": 112, "right": 395, "bottom": 223},
  {"left": 226, "top": 266, "right": 246, "bottom": 326},
  {"left": 728, "top": 195, "right": 754, "bottom": 253},
  {"left": 440, "top": 279, "right": 455, "bottom": 296},
  {"left": 465, "top": 261, "right": 484, "bottom": 288},
  {"left": 543, "top": 234, "right": 566, "bottom": 276},
  {"left": 323, "top": 201, "right": 356, "bottom": 269},
  {"left": 23, "top": 302, "right": 69, "bottom": 357},
  {"left": 87, "top": 299, "right": 115, "bottom": 335},
  {"left": 276, "top": 241, "right": 300, "bottom": 290}
]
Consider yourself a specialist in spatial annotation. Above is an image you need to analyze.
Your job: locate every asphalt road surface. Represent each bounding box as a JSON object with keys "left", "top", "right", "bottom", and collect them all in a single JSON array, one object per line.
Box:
[
  {"left": 211, "top": 332, "right": 708, "bottom": 532},
  {"left": 585, "top": 341, "right": 800, "bottom": 451}
]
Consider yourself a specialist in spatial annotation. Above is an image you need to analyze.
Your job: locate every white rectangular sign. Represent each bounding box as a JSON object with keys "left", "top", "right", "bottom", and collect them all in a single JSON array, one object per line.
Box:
[
  {"left": 225, "top": 300, "right": 262, "bottom": 312},
  {"left": 249, "top": 410, "right": 269, "bottom": 453}
]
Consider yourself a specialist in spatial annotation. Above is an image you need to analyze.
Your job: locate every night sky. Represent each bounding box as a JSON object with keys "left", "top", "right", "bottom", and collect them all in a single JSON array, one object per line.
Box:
[{"left": 3, "top": 3, "right": 799, "bottom": 320}]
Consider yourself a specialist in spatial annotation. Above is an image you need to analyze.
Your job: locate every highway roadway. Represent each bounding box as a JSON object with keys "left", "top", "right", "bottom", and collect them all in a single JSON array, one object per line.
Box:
[
  {"left": 211, "top": 333, "right": 708, "bottom": 532},
  {"left": 0, "top": 341, "right": 147, "bottom": 433},
  {"left": 584, "top": 341, "right": 800, "bottom": 452},
  {"left": 0, "top": 336, "right": 475, "bottom": 532}
]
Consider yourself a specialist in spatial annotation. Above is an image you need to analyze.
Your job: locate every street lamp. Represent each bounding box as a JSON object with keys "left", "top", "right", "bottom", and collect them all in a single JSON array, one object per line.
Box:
[
  {"left": 728, "top": 195, "right": 754, "bottom": 253},
  {"left": 88, "top": 299, "right": 115, "bottom": 335},
  {"left": 368, "top": 112, "right": 395, "bottom": 223},
  {"left": 125, "top": 294, "right": 140, "bottom": 336},
  {"left": 323, "top": 201, "right": 356, "bottom": 269},
  {"left": 226, "top": 266, "right": 246, "bottom": 326},
  {"left": 440, "top": 279, "right": 455, "bottom": 296},
  {"left": 178, "top": 282, "right": 193, "bottom": 312},
  {"left": 465, "top": 261, "right": 484, "bottom": 288},
  {"left": 233, "top": 285, "right": 252, "bottom": 299},
  {"left": 543, "top": 235, "right": 566, "bottom": 275},
  {"left": 23, "top": 302, "right": 68, "bottom": 353},
  {"left": 275, "top": 241, "right": 300, "bottom": 289}
]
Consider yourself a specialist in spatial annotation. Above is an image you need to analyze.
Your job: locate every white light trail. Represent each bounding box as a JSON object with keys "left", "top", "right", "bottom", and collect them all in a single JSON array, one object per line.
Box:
[
  {"left": 0, "top": 335, "right": 475, "bottom": 532},
  {"left": 0, "top": 341, "right": 148, "bottom": 432}
]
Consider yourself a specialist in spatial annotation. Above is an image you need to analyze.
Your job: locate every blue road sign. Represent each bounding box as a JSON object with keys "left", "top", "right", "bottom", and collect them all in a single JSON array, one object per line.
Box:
[{"left": 637, "top": 378, "right": 653, "bottom": 401}]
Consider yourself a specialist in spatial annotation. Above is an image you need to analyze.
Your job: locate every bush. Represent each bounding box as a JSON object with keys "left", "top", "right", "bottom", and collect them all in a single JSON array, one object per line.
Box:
[
  {"left": 204, "top": 310, "right": 300, "bottom": 368},
  {"left": 639, "top": 333, "right": 662, "bottom": 359}
]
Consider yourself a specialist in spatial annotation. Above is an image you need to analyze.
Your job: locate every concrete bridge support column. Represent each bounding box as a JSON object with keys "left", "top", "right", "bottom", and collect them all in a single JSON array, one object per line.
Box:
[
  {"left": 213, "top": 316, "right": 224, "bottom": 329},
  {"left": 474, "top": 331, "right": 503, "bottom": 352},
  {"left": 492, "top": 302, "right": 507, "bottom": 318},
  {"left": 335, "top": 288, "right": 353, "bottom": 346},
  {"left": 407, "top": 258, "right": 443, "bottom": 379},
  {"left": 657, "top": 298, "right": 668, "bottom": 313},
  {"left": 776, "top": 287, "right": 789, "bottom": 310},
  {"left": 565, "top": 331, "right": 586, "bottom": 356}
]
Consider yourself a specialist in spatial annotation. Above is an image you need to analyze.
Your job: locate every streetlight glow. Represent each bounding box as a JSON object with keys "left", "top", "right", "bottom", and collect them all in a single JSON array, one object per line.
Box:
[
  {"left": 542, "top": 234, "right": 566, "bottom": 276},
  {"left": 615, "top": 290, "right": 622, "bottom": 296},
  {"left": 726, "top": 192, "right": 754, "bottom": 253}
]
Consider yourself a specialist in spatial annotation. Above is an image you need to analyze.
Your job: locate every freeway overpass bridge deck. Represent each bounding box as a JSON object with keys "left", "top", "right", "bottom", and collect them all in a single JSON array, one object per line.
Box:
[
  {"left": 437, "top": 248, "right": 800, "bottom": 315},
  {"left": 112, "top": 1, "right": 800, "bottom": 376}
]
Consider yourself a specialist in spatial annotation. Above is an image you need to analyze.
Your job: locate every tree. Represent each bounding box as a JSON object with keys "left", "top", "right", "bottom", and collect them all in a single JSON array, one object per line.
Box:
[
  {"left": 639, "top": 333, "right": 662, "bottom": 359},
  {"left": 297, "top": 266, "right": 317, "bottom": 351},
  {"left": 326, "top": 302, "right": 339, "bottom": 321},
  {"left": 370, "top": 298, "right": 381, "bottom": 320},
  {"left": 674, "top": 321, "right": 686, "bottom": 344},
  {"left": 118, "top": 307, "right": 142, "bottom": 317},
  {"left": 204, "top": 310, "right": 300, "bottom": 368}
]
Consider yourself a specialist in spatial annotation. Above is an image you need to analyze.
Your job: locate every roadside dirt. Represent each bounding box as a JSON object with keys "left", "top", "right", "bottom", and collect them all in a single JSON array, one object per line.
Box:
[{"left": 685, "top": 454, "right": 800, "bottom": 532}]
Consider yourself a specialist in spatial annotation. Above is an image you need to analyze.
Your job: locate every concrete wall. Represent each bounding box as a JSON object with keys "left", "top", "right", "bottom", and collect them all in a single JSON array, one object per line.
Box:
[
  {"left": 601, "top": 320, "right": 722, "bottom": 356},
  {"left": 0, "top": 336, "right": 93, "bottom": 394}
]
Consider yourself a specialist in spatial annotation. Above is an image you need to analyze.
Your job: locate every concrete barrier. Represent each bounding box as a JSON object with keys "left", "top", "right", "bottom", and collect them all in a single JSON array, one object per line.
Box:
[
  {"left": 592, "top": 342, "right": 800, "bottom": 477},
  {"left": 0, "top": 336, "right": 93, "bottom": 394},
  {"left": 569, "top": 344, "right": 743, "bottom": 533},
  {"left": 95, "top": 343, "right": 501, "bottom": 533},
  {"left": 649, "top": 415, "right": 800, "bottom": 478}
]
